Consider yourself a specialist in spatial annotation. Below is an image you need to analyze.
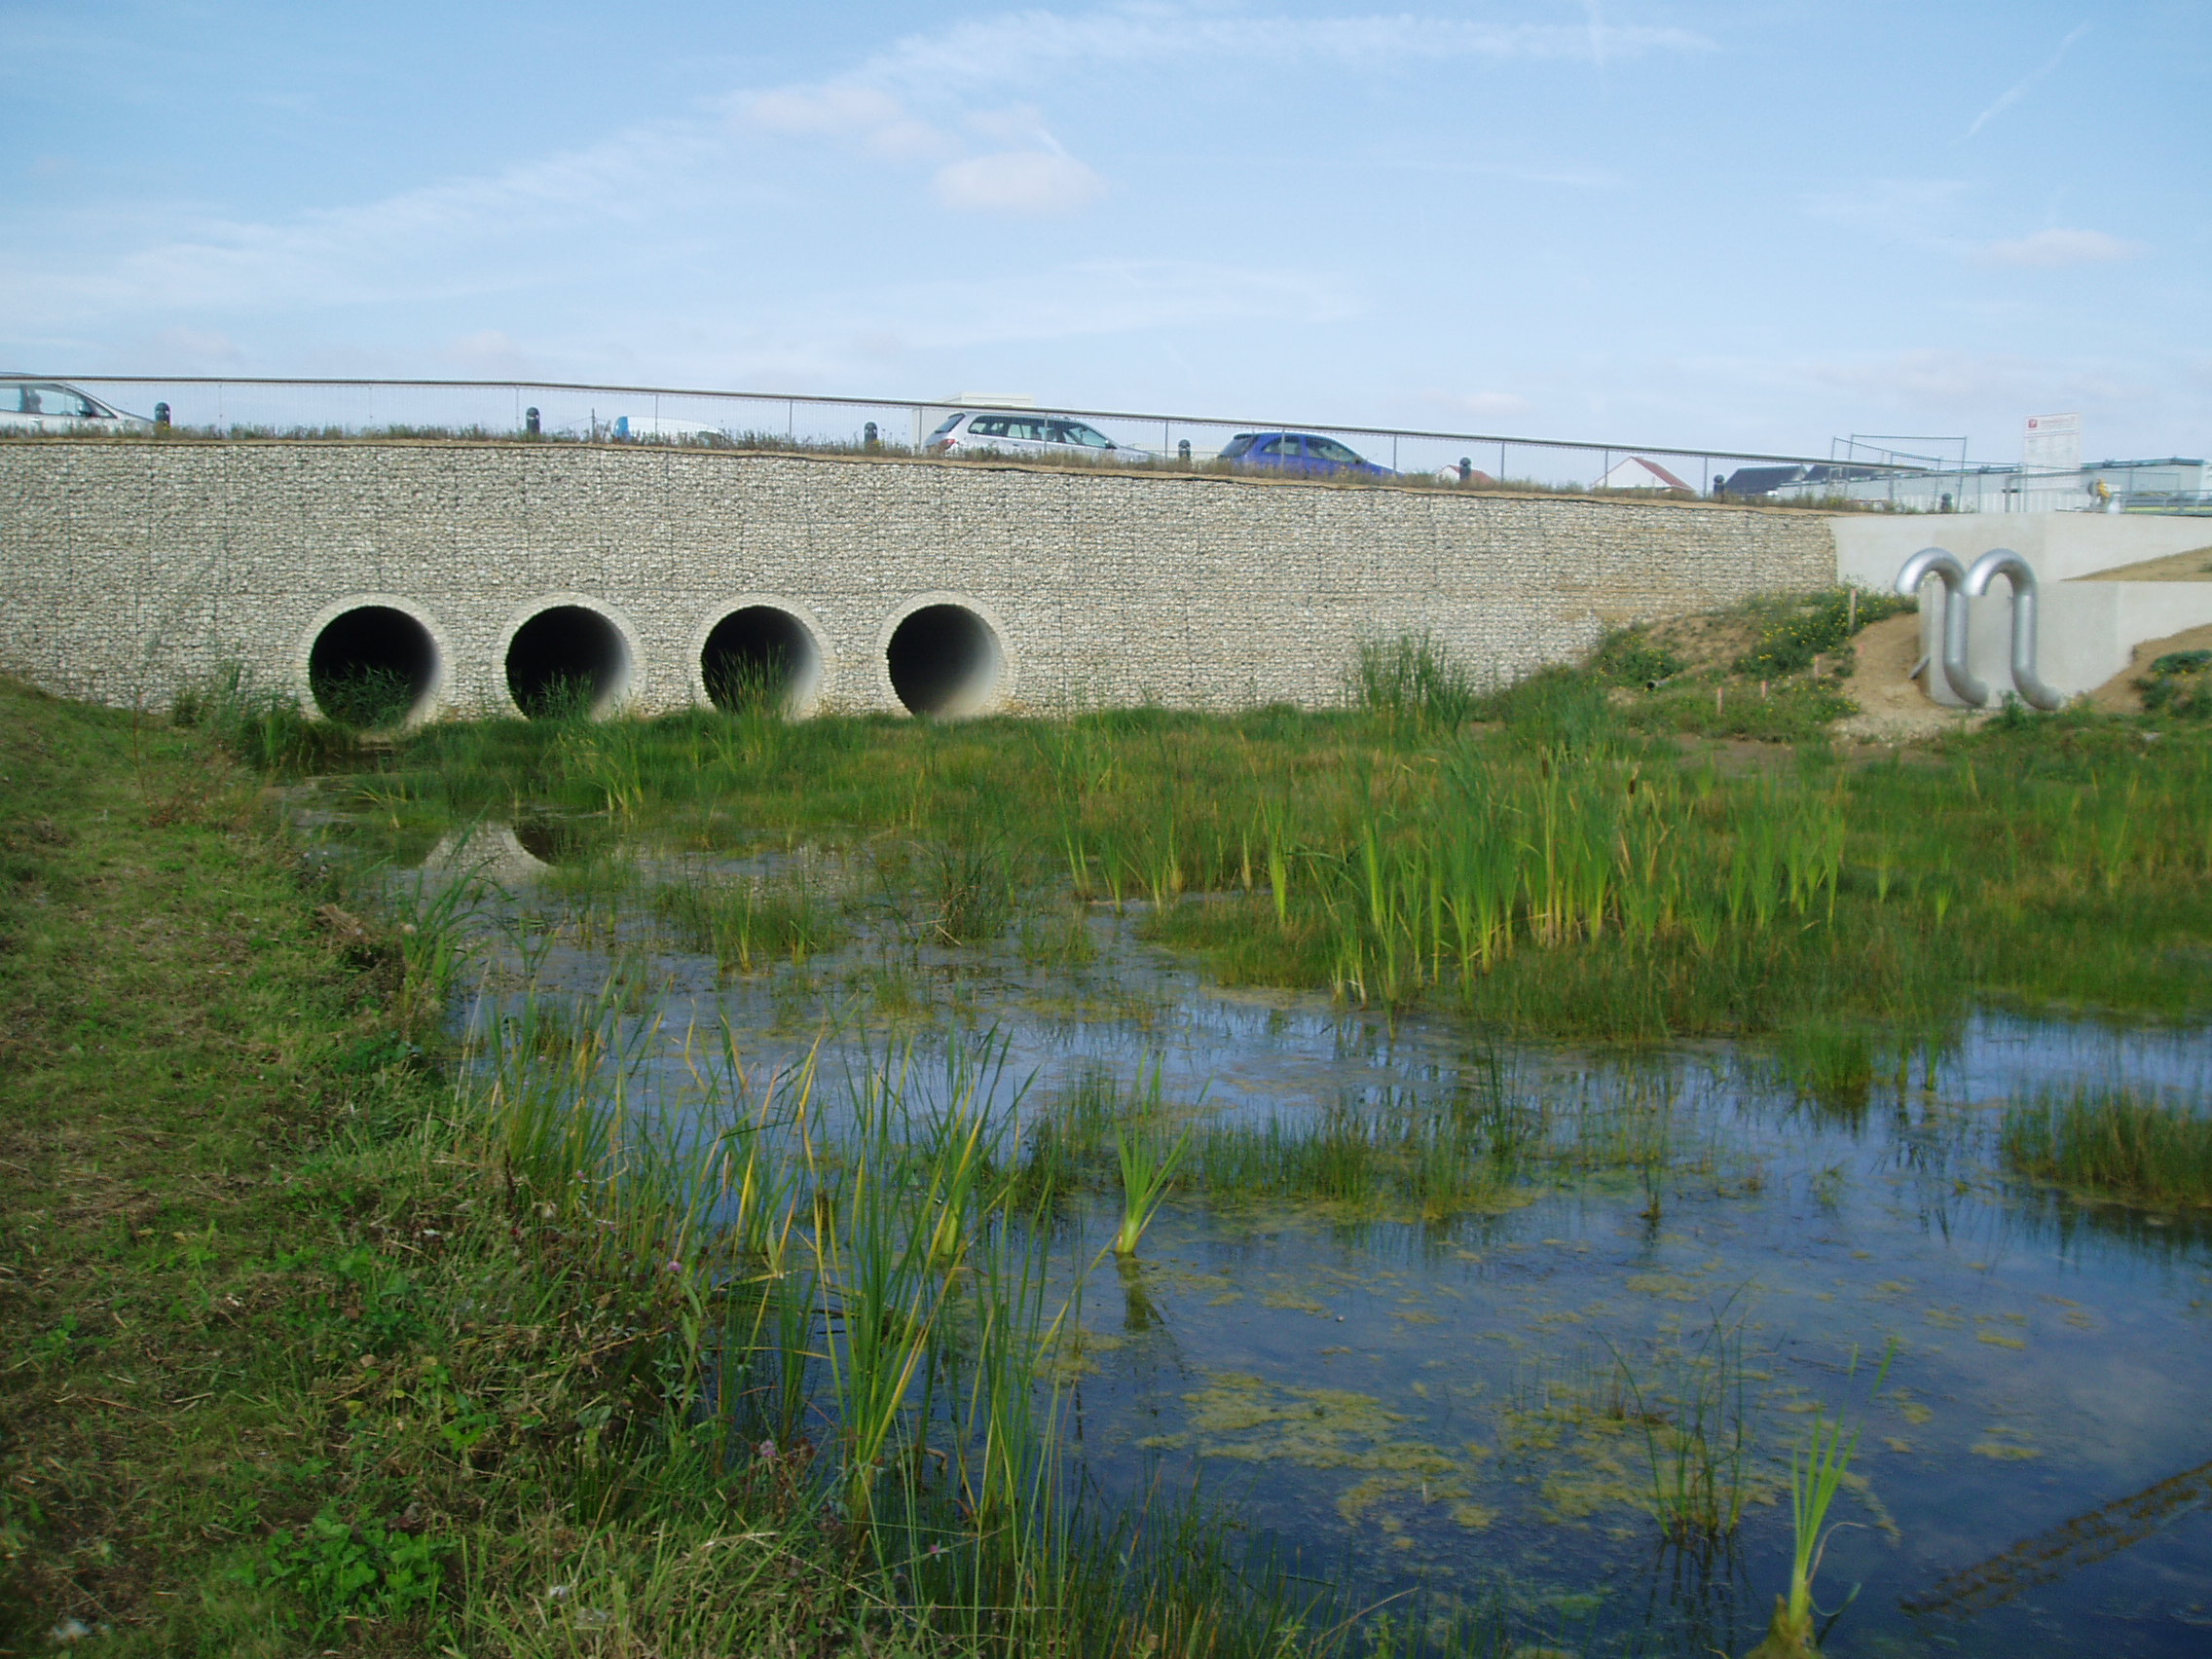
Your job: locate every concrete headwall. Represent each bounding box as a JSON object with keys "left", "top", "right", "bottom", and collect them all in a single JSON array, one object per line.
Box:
[
  {"left": 0, "top": 439, "right": 1837, "bottom": 719},
  {"left": 1832, "top": 512, "right": 2212, "bottom": 703}
]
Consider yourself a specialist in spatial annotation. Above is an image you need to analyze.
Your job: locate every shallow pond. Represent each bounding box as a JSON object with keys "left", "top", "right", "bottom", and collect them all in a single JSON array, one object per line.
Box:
[{"left": 377, "top": 817, "right": 2212, "bottom": 1656}]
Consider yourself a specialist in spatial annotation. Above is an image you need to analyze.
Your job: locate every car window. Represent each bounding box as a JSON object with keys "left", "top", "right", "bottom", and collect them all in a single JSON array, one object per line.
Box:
[
  {"left": 1255, "top": 436, "right": 1291, "bottom": 457},
  {"left": 20, "top": 384, "right": 103, "bottom": 419},
  {"left": 1007, "top": 420, "right": 1051, "bottom": 442},
  {"left": 929, "top": 414, "right": 963, "bottom": 437},
  {"left": 1219, "top": 435, "right": 1255, "bottom": 459},
  {"left": 1307, "top": 437, "right": 1361, "bottom": 463},
  {"left": 969, "top": 417, "right": 1009, "bottom": 438},
  {"left": 1052, "top": 421, "right": 1114, "bottom": 448}
]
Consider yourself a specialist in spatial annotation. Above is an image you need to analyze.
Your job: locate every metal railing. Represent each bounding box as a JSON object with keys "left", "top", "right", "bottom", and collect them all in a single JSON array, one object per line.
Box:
[{"left": 15, "top": 375, "right": 1914, "bottom": 499}]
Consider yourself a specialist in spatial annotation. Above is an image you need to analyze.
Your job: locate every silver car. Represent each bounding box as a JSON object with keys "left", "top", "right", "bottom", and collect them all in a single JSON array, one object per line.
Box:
[
  {"left": 926, "top": 410, "right": 1153, "bottom": 463},
  {"left": 0, "top": 380, "right": 156, "bottom": 433}
]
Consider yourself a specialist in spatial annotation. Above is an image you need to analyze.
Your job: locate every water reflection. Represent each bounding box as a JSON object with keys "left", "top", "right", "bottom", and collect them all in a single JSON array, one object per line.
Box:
[{"left": 378, "top": 817, "right": 2212, "bottom": 1657}]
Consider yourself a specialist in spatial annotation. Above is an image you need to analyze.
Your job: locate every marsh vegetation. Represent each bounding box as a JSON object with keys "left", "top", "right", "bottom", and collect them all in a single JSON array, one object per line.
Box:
[{"left": 25, "top": 626, "right": 2212, "bottom": 1656}]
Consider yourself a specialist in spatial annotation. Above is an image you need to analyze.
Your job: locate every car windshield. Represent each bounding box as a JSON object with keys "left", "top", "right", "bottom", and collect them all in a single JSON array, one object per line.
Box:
[
  {"left": 1219, "top": 435, "right": 1256, "bottom": 459},
  {"left": 1307, "top": 436, "right": 1361, "bottom": 463},
  {"left": 1051, "top": 421, "right": 1114, "bottom": 448},
  {"left": 929, "top": 414, "right": 963, "bottom": 437},
  {"left": 11, "top": 384, "right": 100, "bottom": 418}
]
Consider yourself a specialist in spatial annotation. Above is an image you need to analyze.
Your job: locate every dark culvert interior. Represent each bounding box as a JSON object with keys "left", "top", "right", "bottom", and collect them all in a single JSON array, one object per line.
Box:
[
  {"left": 702, "top": 606, "right": 819, "bottom": 714},
  {"left": 505, "top": 605, "right": 632, "bottom": 719},
  {"left": 308, "top": 605, "right": 438, "bottom": 727},
  {"left": 886, "top": 604, "right": 1003, "bottom": 717}
]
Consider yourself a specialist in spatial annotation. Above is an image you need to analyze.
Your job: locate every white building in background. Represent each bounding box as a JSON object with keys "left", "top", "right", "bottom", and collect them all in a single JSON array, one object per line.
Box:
[
  {"left": 1763, "top": 457, "right": 2210, "bottom": 514},
  {"left": 1738, "top": 413, "right": 2210, "bottom": 515}
]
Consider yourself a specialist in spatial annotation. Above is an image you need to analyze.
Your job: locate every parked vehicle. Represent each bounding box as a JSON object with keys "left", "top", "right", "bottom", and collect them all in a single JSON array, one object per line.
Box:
[
  {"left": 927, "top": 410, "right": 1153, "bottom": 463},
  {"left": 0, "top": 380, "right": 156, "bottom": 434},
  {"left": 1218, "top": 431, "right": 1395, "bottom": 479}
]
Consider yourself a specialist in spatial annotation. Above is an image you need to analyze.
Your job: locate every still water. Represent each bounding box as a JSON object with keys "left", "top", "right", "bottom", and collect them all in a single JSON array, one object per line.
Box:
[{"left": 391, "top": 818, "right": 2212, "bottom": 1656}]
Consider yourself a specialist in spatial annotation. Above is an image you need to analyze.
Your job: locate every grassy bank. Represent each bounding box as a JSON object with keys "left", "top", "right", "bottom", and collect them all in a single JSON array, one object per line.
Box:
[
  {"left": 0, "top": 682, "right": 1411, "bottom": 1658},
  {"left": 241, "top": 634, "right": 2212, "bottom": 1049}
]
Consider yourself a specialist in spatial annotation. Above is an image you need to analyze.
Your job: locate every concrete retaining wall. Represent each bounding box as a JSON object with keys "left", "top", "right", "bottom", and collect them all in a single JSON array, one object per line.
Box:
[{"left": 0, "top": 439, "right": 1837, "bottom": 719}]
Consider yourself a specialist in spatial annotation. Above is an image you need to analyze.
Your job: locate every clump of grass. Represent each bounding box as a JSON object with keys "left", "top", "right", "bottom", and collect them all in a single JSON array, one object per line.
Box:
[
  {"left": 309, "top": 664, "right": 419, "bottom": 731},
  {"left": 1610, "top": 1300, "right": 1755, "bottom": 1547},
  {"left": 1472, "top": 665, "right": 1613, "bottom": 754},
  {"left": 2000, "top": 1089, "right": 2212, "bottom": 1209},
  {"left": 649, "top": 867, "right": 842, "bottom": 970},
  {"left": 2138, "top": 649, "right": 2212, "bottom": 719},
  {"left": 171, "top": 667, "right": 362, "bottom": 771},
  {"left": 1591, "top": 627, "right": 1684, "bottom": 688},
  {"left": 1112, "top": 1121, "right": 1193, "bottom": 1256},
  {"left": 1351, "top": 633, "right": 1481, "bottom": 733}
]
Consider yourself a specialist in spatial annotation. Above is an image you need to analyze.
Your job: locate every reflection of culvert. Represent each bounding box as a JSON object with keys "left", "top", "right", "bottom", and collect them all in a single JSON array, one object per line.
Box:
[
  {"left": 702, "top": 606, "right": 821, "bottom": 714},
  {"left": 308, "top": 605, "right": 438, "bottom": 727},
  {"left": 505, "top": 605, "right": 633, "bottom": 719},
  {"left": 886, "top": 604, "right": 1004, "bottom": 717},
  {"left": 512, "top": 812, "right": 606, "bottom": 866}
]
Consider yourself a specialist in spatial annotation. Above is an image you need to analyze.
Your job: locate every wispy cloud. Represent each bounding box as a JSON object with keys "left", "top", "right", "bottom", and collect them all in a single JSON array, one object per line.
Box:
[
  {"left": 933, "top": 150, "right": 1107, "bottom": 213},
  {"left": 1978, "top": 227, "right": 2145, "bottom": 268},
  {"left": 802, "top": 4, "right": 1713, "bottom": 100},
  {"left": 1965, "top": 19, "right": 2091, "bottom": 139},
  {"left": 1801, "top": 178, "right": 1969, "bottom": 250}
]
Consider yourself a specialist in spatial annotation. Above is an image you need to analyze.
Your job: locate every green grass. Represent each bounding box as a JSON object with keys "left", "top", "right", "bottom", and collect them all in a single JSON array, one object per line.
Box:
[
  {"left": 188, "top": 636, "right": 2212, "bottom": 1045},
  {"left": 0, "top": 677, "right": 1509, "bottom": 1659},
  {"left": 2000, "top": 1090, "right": 2212, "bottom": 1209}
]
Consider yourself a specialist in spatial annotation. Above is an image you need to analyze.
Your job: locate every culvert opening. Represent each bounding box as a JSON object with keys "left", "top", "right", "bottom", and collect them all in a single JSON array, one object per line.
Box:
[
  {"left": 505, "top": 605, "right": 633, "bottom": 719},
  {"left": 702, "top": 606, "right": 820, "bottom": 715},
  {"left": 308, "top": 605, "right": 438, "bottom": 728},
  {"left": 886, "top": 604, "right": 1004, "bottom": 718}
]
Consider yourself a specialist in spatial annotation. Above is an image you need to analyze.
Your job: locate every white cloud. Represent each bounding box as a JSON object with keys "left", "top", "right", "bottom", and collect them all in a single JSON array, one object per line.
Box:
[
  {"left": 1978, "top": 228, "right": 2146, "bottom": 269},
  {"left": 1801, "top": 179, "right": 1968, "bottom": 248},
  {"left": 837, "top": 6, "right": 1712, "bottom": 95},
  {"left": 932, "top": 150, "right": 1106, "bottom": 214},
  {"left": 1789, "top": 348, "right": 2152, "bottom": 414},
  {"left": 738, "top": 85, "right": 952, "bottom": 161}
]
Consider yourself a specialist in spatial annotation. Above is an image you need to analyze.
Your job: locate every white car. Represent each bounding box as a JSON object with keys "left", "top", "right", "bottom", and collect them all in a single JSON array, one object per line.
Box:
[
  {"left": 0, "top": 380, "right": 156, "bottom": 433},
  {"left": 927, "top": 410, "right": 1153, "bottom": 463}
]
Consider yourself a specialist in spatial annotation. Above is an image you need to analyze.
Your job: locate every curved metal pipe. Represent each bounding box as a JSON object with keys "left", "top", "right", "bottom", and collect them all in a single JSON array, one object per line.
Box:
[
  {"left": 1893, "top": 547, "right": 1986, "bottom": 706},
  {"left": 1964, "top": 548, "right": 2064, "bottom": 710}
]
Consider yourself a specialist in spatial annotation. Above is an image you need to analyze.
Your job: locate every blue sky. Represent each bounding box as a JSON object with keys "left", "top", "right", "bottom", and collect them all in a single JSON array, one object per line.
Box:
[{"left": 3, "top": 0, "right": 2204, "bottom": 461}]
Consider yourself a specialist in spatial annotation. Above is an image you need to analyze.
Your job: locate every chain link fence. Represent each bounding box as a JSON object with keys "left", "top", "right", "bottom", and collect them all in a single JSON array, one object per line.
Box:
[{"left": 15, "top": 375, "right": 1912, "bottom": 501}]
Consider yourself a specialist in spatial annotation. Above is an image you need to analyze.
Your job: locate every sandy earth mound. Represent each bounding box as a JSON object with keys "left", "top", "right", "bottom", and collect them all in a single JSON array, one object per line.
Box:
[
  {"left": 2083, "top": 620, "right": 2212, "bottom": 714},
  {"left": 1833, "top": 611, "right": 1984, "bottom": 743},
  {"left": 2070, "top": 544, "right": 2212, "bottom": 583}
]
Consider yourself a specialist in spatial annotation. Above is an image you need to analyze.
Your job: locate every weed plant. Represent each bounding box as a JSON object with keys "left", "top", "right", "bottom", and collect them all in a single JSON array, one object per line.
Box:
[
  {"left": 225, "top": 636, "right": 2212, "bottom": 1041},
  {"left": 2137, "top": 649, "right": 2212, "bottom": 719},
  {"left": 1731, "top": 587, "right": 1913, "bottom": 679},
  {"left": 2000, "top": 1088, "right": 2212, "bottom": 1209}
]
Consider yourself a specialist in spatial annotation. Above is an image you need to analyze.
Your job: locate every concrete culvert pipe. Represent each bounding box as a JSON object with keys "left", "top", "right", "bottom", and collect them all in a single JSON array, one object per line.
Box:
[
  {"left": 505, "top": 605, "right": 633, "bottom": 719},
  {"left": 308, "top": 605, "right": 438, "bottom": 727},
  {"left": 886, "top": 604, "right": 1004, "bottom": 717},
  {"left": 702, "top": 606, "right": 821, "bottom": 715}
]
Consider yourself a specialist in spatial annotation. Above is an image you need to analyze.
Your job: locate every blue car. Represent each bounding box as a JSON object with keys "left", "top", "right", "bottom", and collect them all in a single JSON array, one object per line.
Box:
[{"left": 1217, "top": 430, "right": 1395, "bottom": 479}]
